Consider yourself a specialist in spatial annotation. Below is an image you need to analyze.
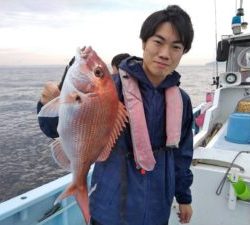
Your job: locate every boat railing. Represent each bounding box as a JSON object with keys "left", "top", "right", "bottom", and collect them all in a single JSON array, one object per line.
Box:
[
  {"left": 0, "top": 174, "right": 70, "bottom": 224},
  {"left": 0, "top": 172, "right": 89, "bottom": 225}
]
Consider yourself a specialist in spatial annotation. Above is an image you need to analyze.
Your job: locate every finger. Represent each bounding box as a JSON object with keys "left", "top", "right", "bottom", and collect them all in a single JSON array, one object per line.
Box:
[
  {"left": 41, "top": 82, "right": 60, "bottom": 104},
  {"left": 178, "top": 213, "right": 190, "bottom": 224}
]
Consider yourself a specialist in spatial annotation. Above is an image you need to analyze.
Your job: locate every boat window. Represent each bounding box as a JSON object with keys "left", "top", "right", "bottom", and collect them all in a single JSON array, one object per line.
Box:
[
  {"left": 237, "top": 47, "right": 250, "bottom": 69},
  {"left": 226, "top": 42, "right": 250, "bottom": 84},
  {"left": 227, "top": 42, "right": 250, "bottom": 72}
]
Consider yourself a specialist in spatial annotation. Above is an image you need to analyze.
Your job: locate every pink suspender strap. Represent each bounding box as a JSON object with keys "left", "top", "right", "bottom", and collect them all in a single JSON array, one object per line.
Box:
[{"left": 119, "top": 69, "right": 156, "bottom": 171}]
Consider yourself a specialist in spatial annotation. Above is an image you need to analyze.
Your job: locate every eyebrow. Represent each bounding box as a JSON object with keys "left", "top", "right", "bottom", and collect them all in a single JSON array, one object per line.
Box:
[{"left": 154, "top": 34, "right": 182, "bottom": 44}]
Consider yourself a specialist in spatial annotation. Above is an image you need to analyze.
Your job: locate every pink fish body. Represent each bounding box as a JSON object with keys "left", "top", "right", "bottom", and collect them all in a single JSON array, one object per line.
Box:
[{"left": 38, "top": 47, "right": 128, "bottom": 224}]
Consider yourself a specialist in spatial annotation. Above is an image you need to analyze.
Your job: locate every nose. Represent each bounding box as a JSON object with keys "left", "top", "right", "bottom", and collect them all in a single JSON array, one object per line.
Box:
[{"left": 158, "top": 45, "right": 171, "bottom": 60}]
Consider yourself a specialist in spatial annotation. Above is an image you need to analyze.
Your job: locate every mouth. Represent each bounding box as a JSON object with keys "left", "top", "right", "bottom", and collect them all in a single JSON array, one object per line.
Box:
[{"left": 154, "top": 61, "right": 169, "bottom": 69}]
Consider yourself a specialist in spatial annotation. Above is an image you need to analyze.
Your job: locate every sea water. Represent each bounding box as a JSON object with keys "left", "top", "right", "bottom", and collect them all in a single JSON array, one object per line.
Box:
[{"left": 0, "top": 64, "right": 224, "bottom": 202}]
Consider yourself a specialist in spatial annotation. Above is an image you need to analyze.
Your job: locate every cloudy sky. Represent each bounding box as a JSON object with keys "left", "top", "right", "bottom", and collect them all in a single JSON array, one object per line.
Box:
[{"left": 1, "top": 0, "right": 250, "bottom": 66}]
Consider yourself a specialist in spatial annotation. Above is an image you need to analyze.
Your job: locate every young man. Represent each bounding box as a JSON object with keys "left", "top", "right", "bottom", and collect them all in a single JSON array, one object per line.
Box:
[{"left": 37, "top": 5, "right": 194, "bottom": 225}]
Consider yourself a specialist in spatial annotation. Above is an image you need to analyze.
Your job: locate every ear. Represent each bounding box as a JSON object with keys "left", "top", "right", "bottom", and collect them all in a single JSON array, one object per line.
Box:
[{"left": 142, "top": 41, "right": 146, "bottom": 50}]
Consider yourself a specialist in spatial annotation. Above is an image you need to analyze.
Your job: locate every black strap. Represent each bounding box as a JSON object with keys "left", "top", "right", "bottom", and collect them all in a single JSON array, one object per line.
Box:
[
  {"left": 58, "top": 56, "right": 75, "bottom": 90},
  {"left": 90, "top": 218, "right": 103, "bottom": 225},
  {"left": 120, "top": 156, "right": 129, "bottom": 225}
]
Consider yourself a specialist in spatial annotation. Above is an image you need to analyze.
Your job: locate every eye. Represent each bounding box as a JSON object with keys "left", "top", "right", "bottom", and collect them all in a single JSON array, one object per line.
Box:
[
  {"left": 173, "top": 44, "right": 184, "bottom": 51},
  {"left": 94, "top": 66, "right": 104, "bottom": 78},
  {"left": 154, "top": 39, "right": 162, "bottom": 45}
]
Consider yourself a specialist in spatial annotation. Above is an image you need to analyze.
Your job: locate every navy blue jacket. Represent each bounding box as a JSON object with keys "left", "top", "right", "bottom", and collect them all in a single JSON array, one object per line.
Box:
[{"left": 37, "top": 57, "right": 193, "bottom": 225}]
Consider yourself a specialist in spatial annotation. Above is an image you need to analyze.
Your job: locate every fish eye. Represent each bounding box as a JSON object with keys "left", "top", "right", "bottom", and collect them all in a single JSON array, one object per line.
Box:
[{"left": 94, "top": 66, "right": 104, "bottom": 78}]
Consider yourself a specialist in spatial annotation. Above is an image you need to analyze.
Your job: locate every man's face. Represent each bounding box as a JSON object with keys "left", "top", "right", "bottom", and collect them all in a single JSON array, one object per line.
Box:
[{"left": 142, "top": 22, "right": 184, "bottom": 86}]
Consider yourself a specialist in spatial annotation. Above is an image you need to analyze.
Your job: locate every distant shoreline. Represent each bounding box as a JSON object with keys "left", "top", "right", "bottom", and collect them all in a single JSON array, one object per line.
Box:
[
  {"left": 0, "top": 64, "right": 65, "bottom": 68},
  {"left": 0, "top": 64, "right": 222, "bottom": 68}
]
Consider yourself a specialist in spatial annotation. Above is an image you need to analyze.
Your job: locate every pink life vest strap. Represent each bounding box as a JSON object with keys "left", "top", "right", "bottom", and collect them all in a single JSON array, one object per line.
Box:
[
  {"left": 165, "top": 85, "right": 183, "bottom": 148},
  {"left": 119, "top": 69, "right": 183, "bottom": 171}
]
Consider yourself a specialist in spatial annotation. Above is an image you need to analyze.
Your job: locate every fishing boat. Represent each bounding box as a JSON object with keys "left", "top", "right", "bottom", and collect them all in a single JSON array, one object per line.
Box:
[{"left": 1, "top": 2, "right": 250, "bottom": 225}]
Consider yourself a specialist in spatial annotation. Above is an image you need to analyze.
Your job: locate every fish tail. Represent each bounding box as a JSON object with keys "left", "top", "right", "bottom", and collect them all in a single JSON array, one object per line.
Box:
[
  {"left": 54, "top": 182, "right": 90, "bottom": 224},
  {"left": 75, "top": 183, "right": 90, "bottom": 224}
]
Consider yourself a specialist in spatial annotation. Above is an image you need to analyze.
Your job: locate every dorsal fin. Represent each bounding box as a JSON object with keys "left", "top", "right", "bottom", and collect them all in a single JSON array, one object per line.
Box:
[
  {"left": 38, "top": 97, "right": 60, "bottom": 117},
  {"left": 50, "top": 138, "right": 71, "bottom": 171},
  {"left": 97, "top": 101, "right": 128, "bottom": 161}
]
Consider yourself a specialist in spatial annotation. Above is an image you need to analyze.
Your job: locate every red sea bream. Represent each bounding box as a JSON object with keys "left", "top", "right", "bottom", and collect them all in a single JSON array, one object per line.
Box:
[{"left": 38, "top": 46, "right": 128, "bottom": 224}]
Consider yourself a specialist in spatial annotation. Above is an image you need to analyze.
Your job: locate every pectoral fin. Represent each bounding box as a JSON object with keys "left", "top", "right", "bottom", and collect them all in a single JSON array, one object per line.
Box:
[
  {"left": 50, "top": 139, "right": 71, "bottom": 171},
  {"left": 38, "top": 97, "right": 60, "bottom": 117}
]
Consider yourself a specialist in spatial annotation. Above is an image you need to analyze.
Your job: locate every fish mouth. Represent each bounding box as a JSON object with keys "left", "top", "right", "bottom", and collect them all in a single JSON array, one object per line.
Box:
[
  {"left": 80, "top": 46, "right": 89, "bottom": 59},
  {"left": 70, "top": 46, "right": 103, "bottom": 95},
  {"left": 80, "top": 46, "right": 95, "bottom": 58}
]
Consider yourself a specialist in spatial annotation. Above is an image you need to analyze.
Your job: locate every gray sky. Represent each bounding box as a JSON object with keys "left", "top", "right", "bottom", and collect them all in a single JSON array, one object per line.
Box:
[{"left": 0, "top": 0, "right": 250, "bottom": 65}]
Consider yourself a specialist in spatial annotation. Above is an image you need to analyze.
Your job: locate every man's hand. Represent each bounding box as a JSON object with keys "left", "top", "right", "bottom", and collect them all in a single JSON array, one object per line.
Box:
[
  {"left": 40, "top": 81, "right": 60, "bottom": 105},
  {"left": 177, "top": 204, "right": 192, "bottom": 224}
]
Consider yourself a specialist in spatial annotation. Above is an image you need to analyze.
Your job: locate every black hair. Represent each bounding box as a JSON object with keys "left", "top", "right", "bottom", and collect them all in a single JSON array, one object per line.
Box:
[
  {"left": 111, "top": 53, "right": 130, "bottom": 68},
  {"left": 139, "top": 5, "right": 194, "bottom": 53}
]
